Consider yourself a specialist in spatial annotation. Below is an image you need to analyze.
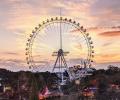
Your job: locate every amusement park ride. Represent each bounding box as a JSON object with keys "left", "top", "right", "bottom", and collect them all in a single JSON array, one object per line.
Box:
[{"left": 25, "top": 17, "right": 95, "bottom": 89}]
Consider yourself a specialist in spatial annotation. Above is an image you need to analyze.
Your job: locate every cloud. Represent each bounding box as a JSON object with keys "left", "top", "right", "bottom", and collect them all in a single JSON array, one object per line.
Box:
[
  {"left": 1, "top": 52, "right": 19, "bottom": 55},
  {"left": 95, "top": 53, "right": 120, "bottom": 63},
  {"left": 87, "top": 26, "right": 120, "bottom": 31},
  {"left": 95, "top": 62, "right": 120, "bottom": 69},
  {"left": 90, "top": 0, "right": 120, "bottom": 26},
  {"left": 99, "top": 31, "right": 120, "bottom": 37},
  {"left": 33, "top": 60, "right": 49, "bottom": 65},
  {"left": 102, "top": 42, "right": 112, "bottom": 47},
  {"left": 74, "top": 43, "right": 82, "bottom": 50},
  {"left": 0, "top": 58, "right": 24, "bottom": 64},
  {"left": 0, "top": 58, "right": 27, "bottom": 71}
]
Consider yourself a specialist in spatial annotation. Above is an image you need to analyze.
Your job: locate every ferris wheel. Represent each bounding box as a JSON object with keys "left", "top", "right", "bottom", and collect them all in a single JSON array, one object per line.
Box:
[{"left": 25, "top": 17, "right": 94, "bottom": 72}]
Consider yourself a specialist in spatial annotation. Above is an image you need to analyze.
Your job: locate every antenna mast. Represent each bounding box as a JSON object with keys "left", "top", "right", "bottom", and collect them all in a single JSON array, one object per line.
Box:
[
  {"left": 60, "top": 8, "right": 62, "bottom": 49},
  {"left": 52, "top": 9, "right": 73, "bottom": 85}
]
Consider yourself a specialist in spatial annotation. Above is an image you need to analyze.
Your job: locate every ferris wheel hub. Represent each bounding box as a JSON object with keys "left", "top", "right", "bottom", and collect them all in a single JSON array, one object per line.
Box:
[{"left": 58, "top": 49, "right": 63, "bottom": 56}]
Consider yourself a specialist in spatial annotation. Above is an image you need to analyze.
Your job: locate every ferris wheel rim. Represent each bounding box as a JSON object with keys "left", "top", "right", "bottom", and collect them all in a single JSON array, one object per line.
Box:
[{"left": 26, "top": 17, "right": 94, "bottom": 71}]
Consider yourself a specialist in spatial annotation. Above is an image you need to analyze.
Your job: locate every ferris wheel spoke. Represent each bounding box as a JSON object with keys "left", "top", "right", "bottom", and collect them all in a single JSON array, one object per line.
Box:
[
  {"left": 53, "top": 22, "right": 57, "bottom": 38},
  {"left": 67, "top": 23, "right": 74, "bottom": 34},
  {"left": 62, "top": 22, "right": 66, "bottom": 34},
  {"left": 64, "top": 23, "right": 69, "bottom": 34},
  {"left": 48, "top": 22, "right": 54, "bottom": 34},
  {"left": 37, "top": 26, "right": 49, "bottom": 42}
]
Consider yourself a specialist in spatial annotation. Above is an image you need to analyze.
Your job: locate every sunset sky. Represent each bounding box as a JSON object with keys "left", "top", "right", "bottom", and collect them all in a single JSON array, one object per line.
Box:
[{"left": 0, "top": 0, "right": 120, "bottom": 71}]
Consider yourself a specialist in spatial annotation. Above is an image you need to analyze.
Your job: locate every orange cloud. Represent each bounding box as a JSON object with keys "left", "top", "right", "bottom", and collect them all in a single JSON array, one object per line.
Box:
[
  {"left": 95, "top": 53, "right": 120, "bottom": 63},
  {"left": 99, "top": 31, "right": 120, "bottom": 37}
]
